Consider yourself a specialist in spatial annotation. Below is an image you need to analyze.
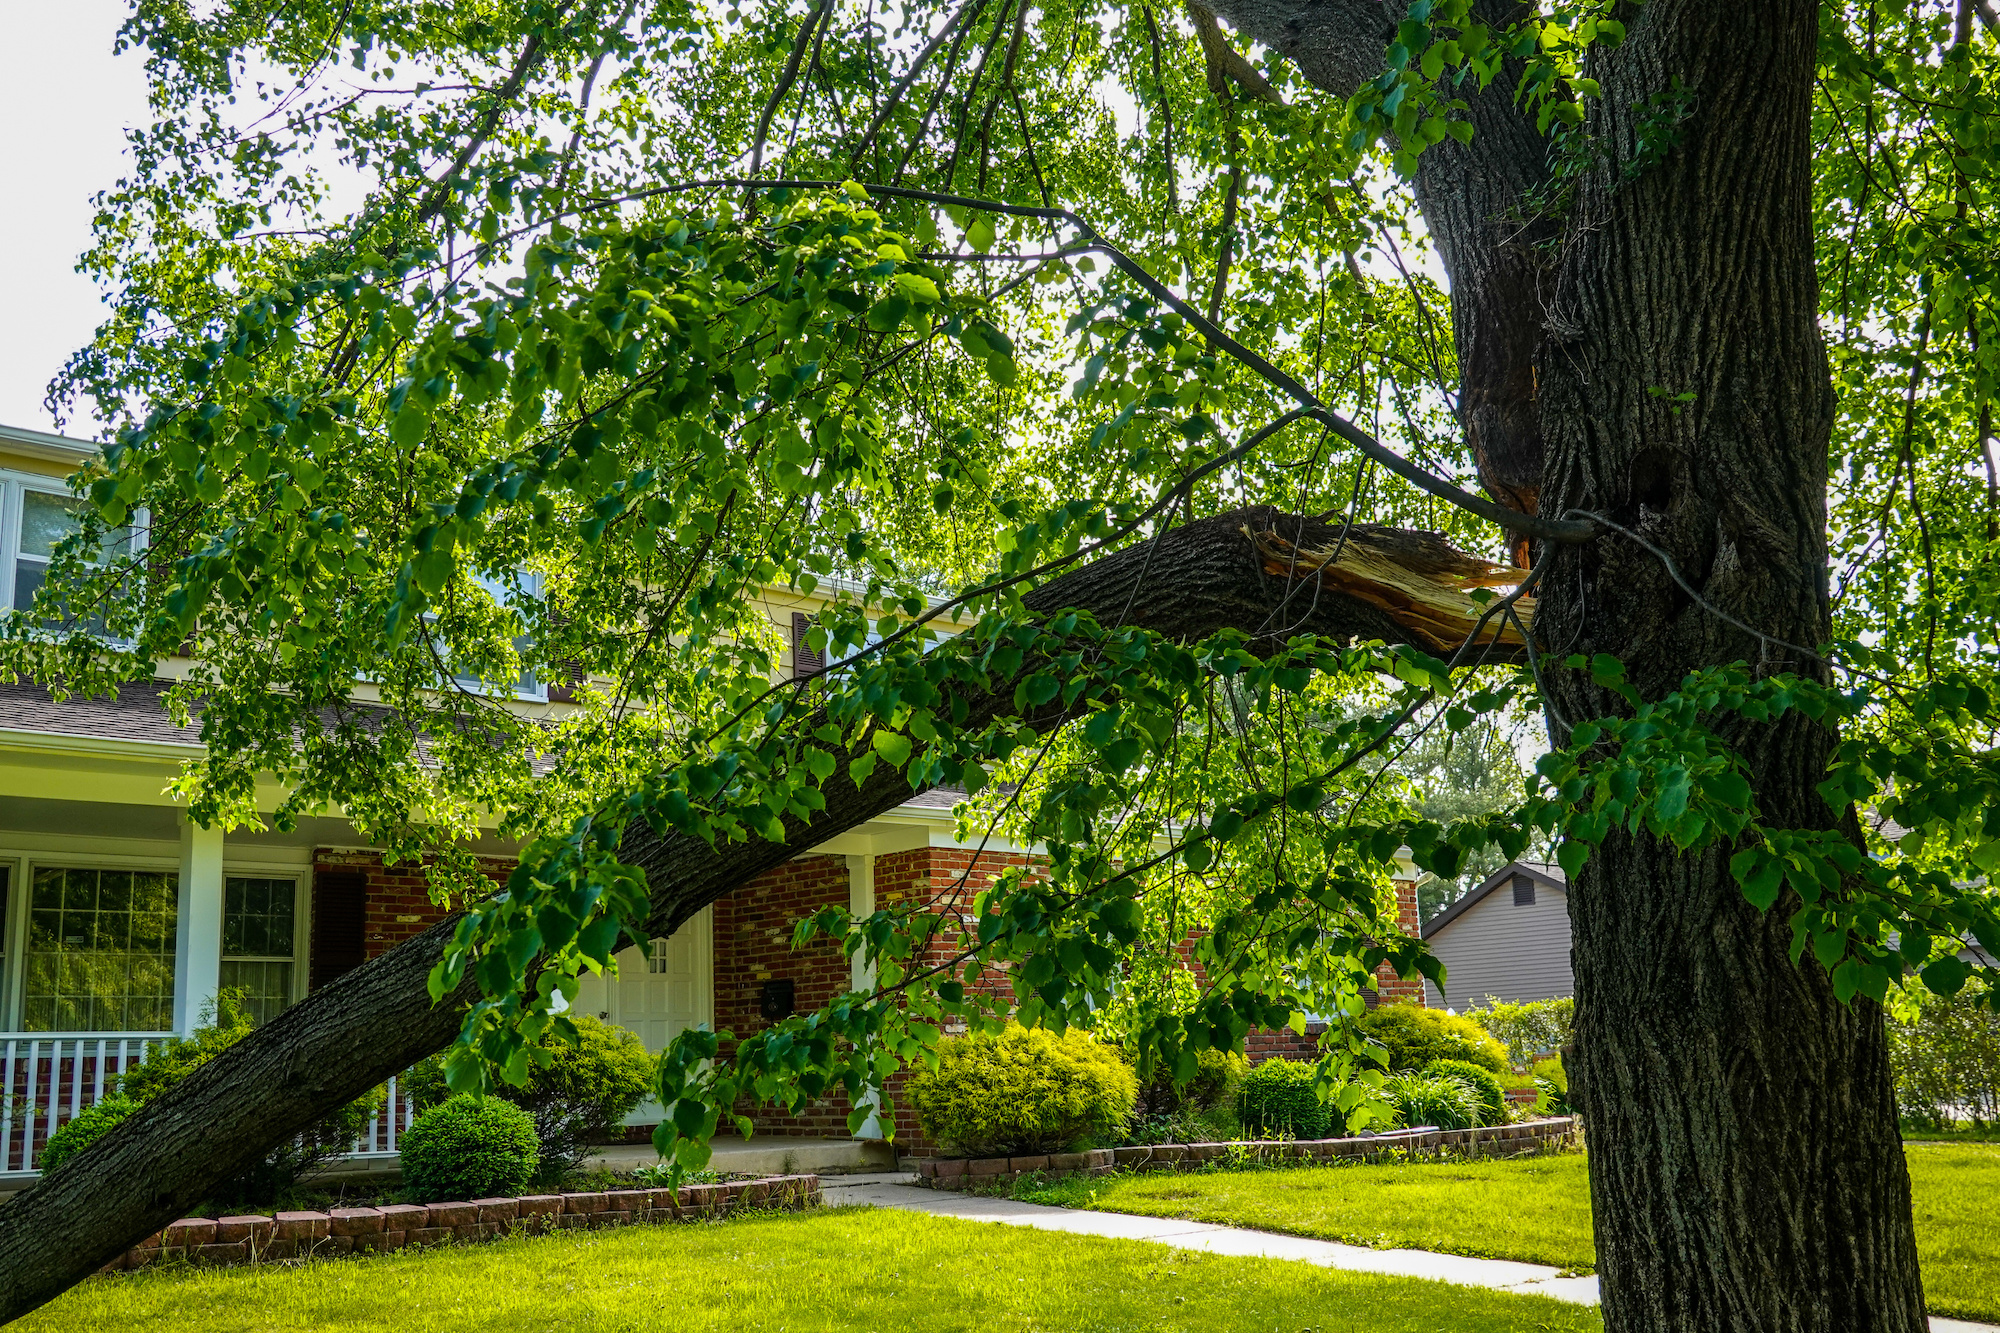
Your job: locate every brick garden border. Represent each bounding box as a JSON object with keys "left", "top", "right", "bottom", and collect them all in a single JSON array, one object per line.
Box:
[
  {"left": 913, "top": 1116, "right": 1578, "bottom": 1189},
  {"left": 103, "top": 1173, "right": 821, "bottom": 1273}
]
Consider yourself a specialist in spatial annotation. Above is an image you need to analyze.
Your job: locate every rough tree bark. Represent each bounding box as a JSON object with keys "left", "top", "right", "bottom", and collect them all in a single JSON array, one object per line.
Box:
[
  {"left": 1202, "top": 0, "right": 1927, "bottom": 1329},
  {"left": 0, "top": 507, "right": 1501, "bottom": 1321},
  {"left": 1531, "top": 4, "right": 1927, "bottom": 1329}
]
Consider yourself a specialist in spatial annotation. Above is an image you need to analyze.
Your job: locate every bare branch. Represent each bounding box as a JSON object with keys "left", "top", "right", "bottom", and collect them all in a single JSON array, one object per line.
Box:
[
  {"left": 751, "top": 0, "right": 836, "bottom": 175},
  {"left": 1186, "top": 0, "right": 1285, "bottom": 106}
]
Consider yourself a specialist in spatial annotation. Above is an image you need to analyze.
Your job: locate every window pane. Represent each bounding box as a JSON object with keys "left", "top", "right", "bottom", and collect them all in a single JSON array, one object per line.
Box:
[
  {"left": 18, "top": 491, "right": 82, "bottom": 561},
  {"left": 219, "top": 959, "right": 294, "bottom": 1027},
  {"left": 11, "top": 559, "right": 45, "bottom": 615},
  {"left": 222, "top": 878, "right": 297, "bottom": 1025},
  {"left": 21, "top": 866, "right": 178, "bottom": 1033},
  {"left": 19, "top": 490, "right": 131, "bottom": 561}
]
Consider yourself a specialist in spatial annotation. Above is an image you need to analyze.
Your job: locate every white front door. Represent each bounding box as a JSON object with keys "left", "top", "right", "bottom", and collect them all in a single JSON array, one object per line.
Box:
[{"left": 608, "top": 906, "right": 713, "bottom": 1052}]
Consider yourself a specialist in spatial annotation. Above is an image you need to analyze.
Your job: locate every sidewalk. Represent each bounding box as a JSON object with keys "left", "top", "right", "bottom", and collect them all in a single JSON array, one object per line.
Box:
[{"left": 822, "top": 1174, "right": 1999, "bottom": 1333}]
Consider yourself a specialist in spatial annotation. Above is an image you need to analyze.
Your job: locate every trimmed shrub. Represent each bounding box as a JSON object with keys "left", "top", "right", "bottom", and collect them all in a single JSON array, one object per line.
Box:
[
  {"left": 406, "top": 1014, "right": 655, "bottom": 1182},
  {"left": 40, "top": 1096, "right": 140, "bottom": 1174},
  {"left": 115, "top": 989, "right": 382, "bottom": 1202},
  {"left": 1235, "top": 1058, "right": 1334, "bottom": 1139},
  {"left": 1356, "top": 1002, "right": 1507, "bottom": 1073},
  {"left": 908, "top": 1025, "right": 1137, "bottom": 1156},
  {"left": 1133, "top": 1046, "right": 1248, "bottom": 1118},
  {"left": 400, "top": 1096, "right": 540, "bottom": 1201},
  {"left": 1464, "top": 997, "right": 1574, "bottom": 1067},
  {"left": 1533, "top": 1055, "right": 1571, "bottom": 1116},
  {"left": 1381, "top": 1071, "right": 1484, "bottom": 1131}
]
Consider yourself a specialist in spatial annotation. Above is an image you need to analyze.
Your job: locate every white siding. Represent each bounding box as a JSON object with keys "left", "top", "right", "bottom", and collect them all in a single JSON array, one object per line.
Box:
[{"left": 1423, "top": 883, "right": 1573, "bottom": 1009}]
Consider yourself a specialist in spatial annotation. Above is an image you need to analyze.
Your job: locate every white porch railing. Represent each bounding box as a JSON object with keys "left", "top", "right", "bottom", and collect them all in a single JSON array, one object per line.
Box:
[
  {"left": 0, "top": 1033, "right": 168, "bottom": 1174},
  {"left": 350, "top": 1076, "right": 416, "bottom": 1157},
  {"left": 0, "top": 1033, "right": 414, "bottom": 1173}
]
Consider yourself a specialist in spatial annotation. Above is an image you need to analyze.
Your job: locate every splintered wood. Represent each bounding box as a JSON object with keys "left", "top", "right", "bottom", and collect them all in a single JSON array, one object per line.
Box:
[{"left": 1246, "top": 524, "right": 1533, "bottom": 655}]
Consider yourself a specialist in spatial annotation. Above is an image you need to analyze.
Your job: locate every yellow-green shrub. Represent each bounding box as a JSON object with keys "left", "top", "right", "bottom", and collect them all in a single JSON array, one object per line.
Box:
[
  {"left": 908, "top": 1025, "right": 1138, "bottom": 1156},
  {"left": 1356, "top": 1002, "right": 1508, "bottom": 1073}
]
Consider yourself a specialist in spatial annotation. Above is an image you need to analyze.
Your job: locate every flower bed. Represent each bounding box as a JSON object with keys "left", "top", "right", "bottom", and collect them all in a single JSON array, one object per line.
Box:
[
  {"left": 912, "top": 1117, "right": 1578, "bottom": 1189},
  {"left": 103, "top": 1173, "right": 821, "bottom": 1272}
]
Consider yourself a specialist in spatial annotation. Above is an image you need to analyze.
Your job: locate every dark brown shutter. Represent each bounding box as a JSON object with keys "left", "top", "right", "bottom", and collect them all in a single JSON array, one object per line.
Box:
[
  {"left": 544, "top": 608, "right": 585, "bottom": 703},
  {"left": 546, "top": 656, "right": 585, "bottom": 703},
  {"left": 1513, "top": 874, "right": 1536, "bottom": 906},
  {"left": 309, "top": 869, "right": 369, "bottom": 990},
  {"left": 791, "top": 612, "right": 823, "bottom": 679}
]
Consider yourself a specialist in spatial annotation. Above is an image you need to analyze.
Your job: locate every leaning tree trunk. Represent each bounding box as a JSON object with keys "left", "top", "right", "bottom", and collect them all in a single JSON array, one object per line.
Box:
[
  {"left": 1529, "top": 3, "right": 1927, "bottom": 1330},
  {"left": 0, "top": 508, "right": 1495, "bottom": 1321}
]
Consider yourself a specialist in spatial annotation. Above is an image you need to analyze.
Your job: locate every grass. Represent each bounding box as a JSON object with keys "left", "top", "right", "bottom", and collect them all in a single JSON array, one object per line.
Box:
[
  {"left": 1909, "top": 1143, "right": 2000, "bottom": 1323},
  {"left": 1015, "top": 1145, "right": 2000, "bottom": 1323},
  {"left": 20, "top": 1206, "right": 1603, "bottom": 1333},
  {"left": 1016, "top": 1153, "right": 1598, "bottom": 1271}
]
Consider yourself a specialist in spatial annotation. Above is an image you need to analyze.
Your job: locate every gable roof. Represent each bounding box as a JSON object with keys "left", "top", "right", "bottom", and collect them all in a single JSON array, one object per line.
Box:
[{"left": 1422, "top": 860, "right": 1566, "bottom": 940}]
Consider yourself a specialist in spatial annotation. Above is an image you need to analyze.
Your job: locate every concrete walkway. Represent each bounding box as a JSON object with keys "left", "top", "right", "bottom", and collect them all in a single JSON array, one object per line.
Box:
[{"left": 822, "top": 1174, "right": 1998, "bottom": 1332}]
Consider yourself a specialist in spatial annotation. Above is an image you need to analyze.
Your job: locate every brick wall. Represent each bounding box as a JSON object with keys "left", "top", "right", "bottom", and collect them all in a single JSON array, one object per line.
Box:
[
  {"left": 310, "top": 849, "right": 513, "bottom": 964},
  {"left": 713, "top": 853, "right": 866, "bottom": 1142},
  {"left": 709, "top": 845, "right": 1031, "bottom": 1153},
  {"left": 1241, "top": 872, "right": 1426, "bottom": 1066}
]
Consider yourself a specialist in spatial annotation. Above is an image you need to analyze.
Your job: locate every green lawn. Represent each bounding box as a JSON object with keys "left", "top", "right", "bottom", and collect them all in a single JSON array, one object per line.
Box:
[
  {"left": 1016, "top": 1145, "right": 2000, "bottom": 1324},
  {"left": 22, "top": 1206, "right": 1601, "bottom": 1333}
]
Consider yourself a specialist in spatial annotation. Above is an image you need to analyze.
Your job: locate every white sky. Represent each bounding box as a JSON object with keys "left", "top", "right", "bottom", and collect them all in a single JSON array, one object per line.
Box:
[{"left": 0, "top": 0, "right": 152, "bottom": 440}]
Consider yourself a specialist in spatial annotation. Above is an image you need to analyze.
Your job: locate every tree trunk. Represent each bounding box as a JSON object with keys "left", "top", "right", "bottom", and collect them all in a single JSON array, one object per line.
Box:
[
  {"left": 1193, "top": 0, "right": 1926, "bottom": 1326},
  {"left": 0, "top": 506, "right": 1489, "bottom": 1321},
  {"left": 1529, "top": 3, "right": 1927, "bottom": 1330}
]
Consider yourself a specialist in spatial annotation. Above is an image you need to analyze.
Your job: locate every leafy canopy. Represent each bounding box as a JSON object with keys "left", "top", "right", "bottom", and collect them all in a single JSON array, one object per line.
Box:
[{"left": 10, "top": 0, "right": 2000, "bottom": 1171}]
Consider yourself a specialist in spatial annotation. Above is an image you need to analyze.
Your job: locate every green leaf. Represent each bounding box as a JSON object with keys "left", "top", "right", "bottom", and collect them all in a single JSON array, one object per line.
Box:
[
  {"left": 866, "top": 295, "right": 911, "bottom": 332},
  {"left": 1555, "top": 839, "right": 1590, "bottom": 879},
  {"left": 1921, "top": 955, "right": 1969, "bottom": 996},
  {"left": 391, "top": 404, "right": 429, "bottom": 447},
  {"left": 870, "top": 729, "right": 912, "bottom": 767}
]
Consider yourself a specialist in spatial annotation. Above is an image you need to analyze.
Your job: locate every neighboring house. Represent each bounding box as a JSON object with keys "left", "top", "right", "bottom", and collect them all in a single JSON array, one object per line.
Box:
[
  {"left": 0, "top": 421, "right": 1425, "bottom": 1174},
  {"left": 1421, "top": 861, "right": 1573, "bottom": 1010}
]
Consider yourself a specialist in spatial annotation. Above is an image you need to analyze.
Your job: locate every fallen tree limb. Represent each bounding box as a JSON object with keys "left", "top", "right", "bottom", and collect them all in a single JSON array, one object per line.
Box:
[{"left": 0, "top": 507, "right": 1522, "bottom": 1320}]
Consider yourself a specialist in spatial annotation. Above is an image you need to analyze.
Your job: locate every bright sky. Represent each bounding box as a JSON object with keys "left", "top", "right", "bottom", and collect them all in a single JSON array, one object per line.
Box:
[{"left": 0, "top": 0, "right": 152, "bottom": 440}]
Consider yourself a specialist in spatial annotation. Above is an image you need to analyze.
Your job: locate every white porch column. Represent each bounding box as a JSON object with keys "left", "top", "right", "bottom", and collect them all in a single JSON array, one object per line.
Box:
[
  {"left": 173, "top": 815, "right": 226, "bottom": 1034},
  {"left": 845, "top": 853, "right": 884, "bottom": 1139},
  {"left": 846, "top": 853, "right": 877, "bottom": 992}
]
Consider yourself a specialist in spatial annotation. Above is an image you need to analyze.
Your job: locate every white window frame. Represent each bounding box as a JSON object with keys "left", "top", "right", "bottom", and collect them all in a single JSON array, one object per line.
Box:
[
  {"left": 424, "top": 567, "right": 549, "bottom": 703},
  {"left": 218, "top": 873, "right": 311, "bottom": 1020},
  {"left": 0, "top": 851, "right": 309, "bottom": 1033},
  {"left": 0, "top": 468, "right": 149, "bottom": 634},
  {"left": 1, "top": 850, "right": 182, "bottom": 1035}
]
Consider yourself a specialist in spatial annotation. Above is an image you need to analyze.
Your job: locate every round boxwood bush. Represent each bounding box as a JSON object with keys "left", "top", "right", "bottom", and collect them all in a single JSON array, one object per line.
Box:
[
  {"left": 399, "top": 1096, "right": 540, "bottom": 1201},
  {"left": 908, "top": 1025, "right": 1137, "bottom": 1156},
  {"left": 1235, "top": 1058, "right": 1333, "bottom": 1138},
  {"left": 1355, "top": 1002, "right": 1508, "bottom": 1072},
  {"left": 1381, "top": 1071, "right": 1484, "bottom": 1131},
  {"left": 405, "top": 1014, "right": 654, "bottom": 1183},
  {"left": 40, "top": 1096, "right": 140, "bottom": 1174},
  {"left": 1425, "top": 1058, "right": 1509, "bottom": 1126}
]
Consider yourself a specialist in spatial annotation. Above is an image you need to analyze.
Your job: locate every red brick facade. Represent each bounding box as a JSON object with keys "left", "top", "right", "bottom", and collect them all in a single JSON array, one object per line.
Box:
[
  {"left": 311, "top": 840, "right": 1423, "bottom": 1153},
  {"left": 310, "top": 848, "right": 511, "bottom": 962},
  {"left": 706, "top": 845, "right": 1031, "bottom": 1152}
]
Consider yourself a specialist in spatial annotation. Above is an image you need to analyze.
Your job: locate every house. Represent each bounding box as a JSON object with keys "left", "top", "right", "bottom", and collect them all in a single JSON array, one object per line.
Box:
[
  {"left": 1421, "top": 861, "right": 1573, "bottom": 1010},
  {"left": 0, "top": 420, "right": 1425, "bottom": 1174}
]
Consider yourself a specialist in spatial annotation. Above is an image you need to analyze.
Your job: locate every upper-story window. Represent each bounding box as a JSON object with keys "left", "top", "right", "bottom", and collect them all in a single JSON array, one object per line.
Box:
[
  {"left": 438, "top": 569, "right": 546, "bottom": 701},
  {"left": 1, "top": 473, "right": 142, "bottom": 629}
]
